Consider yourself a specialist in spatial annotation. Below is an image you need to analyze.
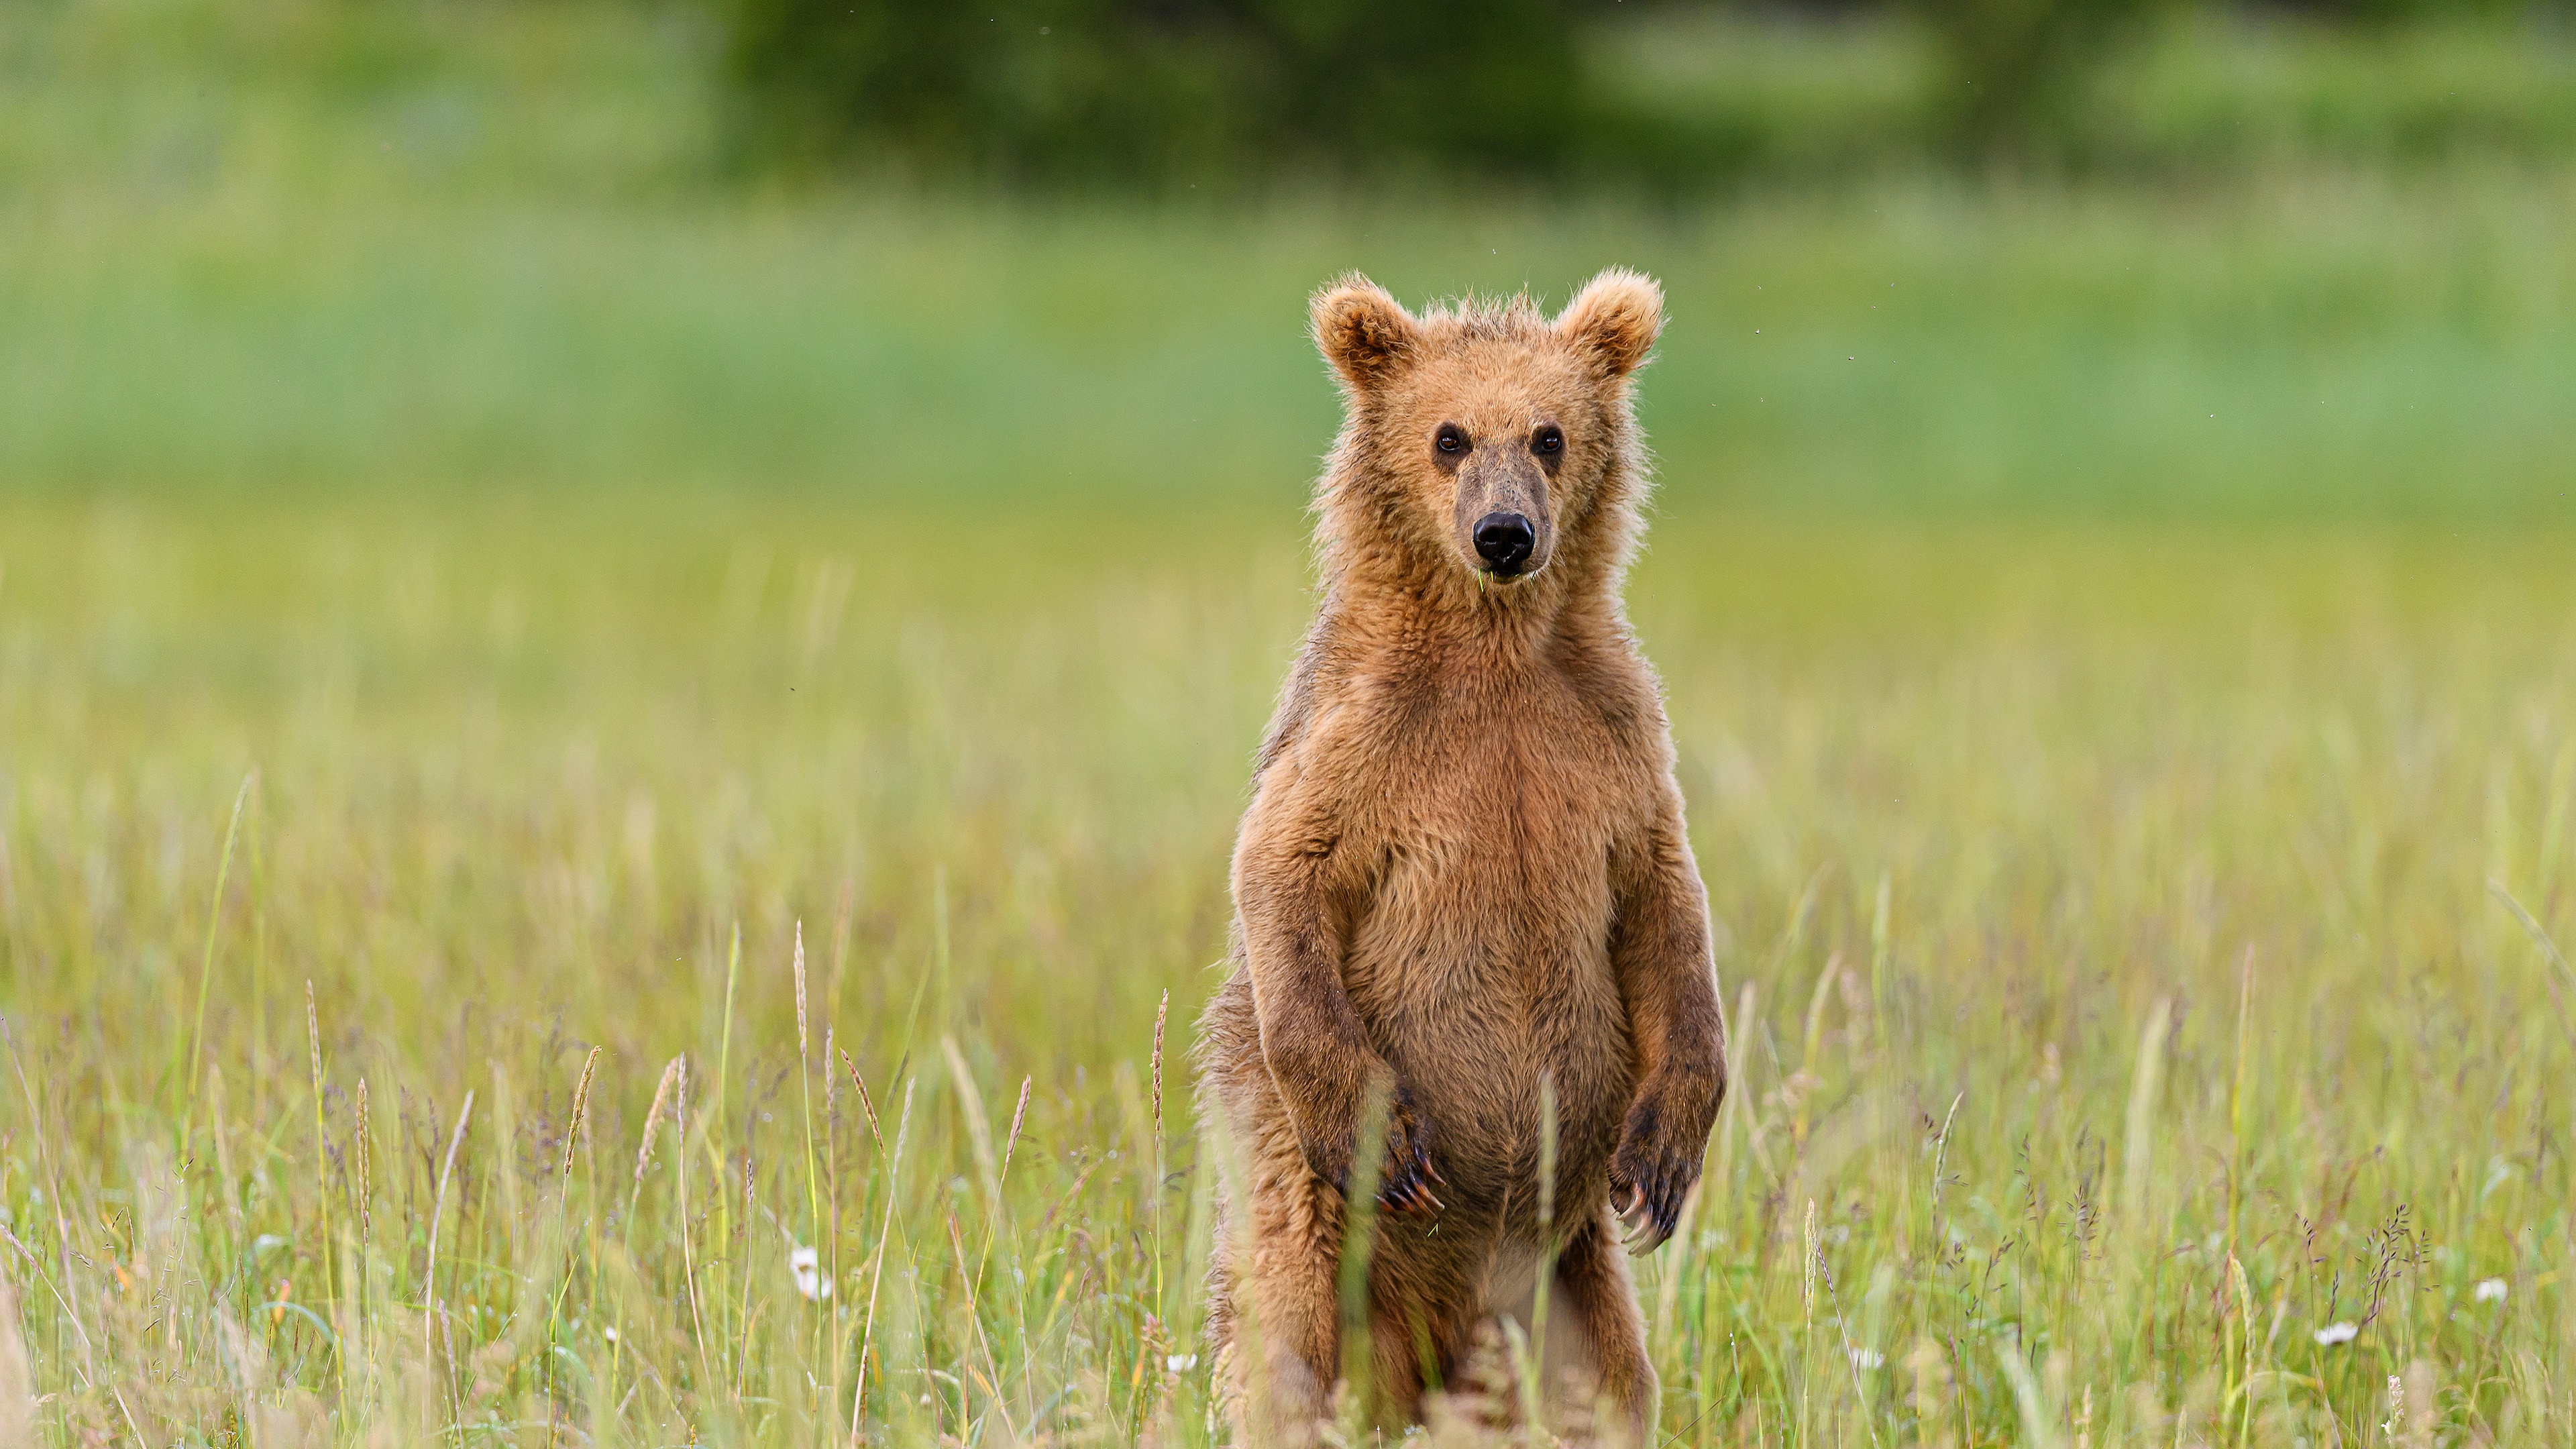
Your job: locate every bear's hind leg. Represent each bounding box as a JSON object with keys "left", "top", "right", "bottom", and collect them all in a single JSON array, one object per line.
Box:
[
  {"left": 1365, "top": 1258, "right": 1471, "bottom": 1428},
  {"left": 1221, "top": 1169, "right": 1343, "bottom": 1447},
  {"left": 1552, "top": 1210, "right": 1658, "bottom": 1446}
]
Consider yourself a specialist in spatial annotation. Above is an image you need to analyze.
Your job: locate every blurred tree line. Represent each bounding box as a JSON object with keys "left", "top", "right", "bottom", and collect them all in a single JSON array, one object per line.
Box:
[{"left": 720, "top": 0, "right": 2570, "bottom": 186}]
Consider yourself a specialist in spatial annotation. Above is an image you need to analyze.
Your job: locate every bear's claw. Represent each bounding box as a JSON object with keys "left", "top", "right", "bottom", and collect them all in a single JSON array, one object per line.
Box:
[
  {"left": 1610, "top": 1181, "right": 1673, "bottom": 1254},
  {"left": 1609, "top": 1084, "right": 1707, "bottom": 1255},
  {"left": 1376, "top": 1089, "right": 1444, "bottom": 1218}
]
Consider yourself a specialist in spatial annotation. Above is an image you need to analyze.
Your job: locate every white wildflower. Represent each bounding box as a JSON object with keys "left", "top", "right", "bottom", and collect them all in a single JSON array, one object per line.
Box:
[
  {"left": 1167, "top": 1353, "right": 1199, "bottom": 1373},
  {"left": 2312, "top": 1322, "right": 2358, "bottom": 1346},
  {"left": 1849, "top": 1346, "right": 1885, "bottom": 1370},
  {"left": 790, "top": 1244, "right": 831, "bottom": 1301},
  {"left": 2475, "top": 1277, "right": 2508, "bottom": 1304}
]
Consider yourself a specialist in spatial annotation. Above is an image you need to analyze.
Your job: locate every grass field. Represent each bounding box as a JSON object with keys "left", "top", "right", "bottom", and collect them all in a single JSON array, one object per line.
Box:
[
  {"left": 10, "top": 2, "right": 2576, "bottom": 1446},
  {"left": 11, "top": 503, "right": 2576, "bottom": 1446}
]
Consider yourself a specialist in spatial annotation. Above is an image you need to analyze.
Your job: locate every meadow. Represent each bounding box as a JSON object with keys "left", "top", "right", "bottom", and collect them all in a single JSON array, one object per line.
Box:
[{"left": 9, "top": 3, "right": 2576, "bottom": 1446}]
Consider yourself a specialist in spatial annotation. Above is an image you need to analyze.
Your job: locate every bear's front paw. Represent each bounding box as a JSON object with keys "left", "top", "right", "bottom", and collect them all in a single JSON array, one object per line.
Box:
[
  {"left": 1297, "top": 1081, "right": 1444, "bottom": 1218},
  {"left": 1608, "top": 1086, "right": 1709, "bottom": 1255},
  {"left": 1374, "top": 1084, "right": 1444, "bottom": 1219}
]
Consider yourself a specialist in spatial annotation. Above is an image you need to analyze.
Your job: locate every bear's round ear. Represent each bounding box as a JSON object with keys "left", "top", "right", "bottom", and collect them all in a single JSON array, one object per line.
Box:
[
  {"left": 1311, "top": 275, "right": 1418, "bottom": 392},
  {"left": 1556, "top": 268, "right": 1665, "bottom": 380}
]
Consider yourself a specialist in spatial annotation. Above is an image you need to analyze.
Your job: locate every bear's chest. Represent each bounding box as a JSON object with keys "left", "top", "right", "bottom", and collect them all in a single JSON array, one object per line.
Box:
[
  {"left": 1329, "top": 669, "right": 1641, "bottom": 1016},
  {"left": 1337, "top": 669, "right": 1643, "bottom": 879},
  {"left": 1310, "top": 664, "right": 1656, "bottom": 1205}
]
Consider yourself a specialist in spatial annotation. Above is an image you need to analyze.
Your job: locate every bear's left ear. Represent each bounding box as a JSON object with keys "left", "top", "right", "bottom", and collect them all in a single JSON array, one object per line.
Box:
[{"left": 1556, "top": 268, "right": 1665, "bottom": 380}]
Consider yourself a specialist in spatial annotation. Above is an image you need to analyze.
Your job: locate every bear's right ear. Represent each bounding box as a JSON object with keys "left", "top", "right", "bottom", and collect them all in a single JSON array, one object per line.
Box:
[{"left": 1311, "top": 275, "right": 1418, "bottom": 392}]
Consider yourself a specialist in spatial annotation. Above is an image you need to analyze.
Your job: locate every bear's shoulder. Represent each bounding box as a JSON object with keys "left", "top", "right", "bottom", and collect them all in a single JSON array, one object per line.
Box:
[{"left": 1548, "top": 621, "right": 1669, "bottom": 746}]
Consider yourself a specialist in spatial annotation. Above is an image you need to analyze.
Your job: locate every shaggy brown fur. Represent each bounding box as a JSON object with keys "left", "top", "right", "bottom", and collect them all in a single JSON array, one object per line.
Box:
[{"left": 1197, "top": 269, "right": 1727, "bottom": 1446}]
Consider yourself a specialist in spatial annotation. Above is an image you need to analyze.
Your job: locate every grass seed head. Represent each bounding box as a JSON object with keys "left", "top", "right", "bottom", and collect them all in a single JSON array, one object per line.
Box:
[
  {"left": 566, "top": 1045, "right": 602, "bottom": 1176},
  {"left": 635, "top": 1055, "right": 684, "bottom": 1189}
]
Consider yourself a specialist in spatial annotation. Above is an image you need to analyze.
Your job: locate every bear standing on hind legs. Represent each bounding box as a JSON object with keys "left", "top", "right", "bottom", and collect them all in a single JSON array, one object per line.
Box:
[{"left": 1197, "top": 268, "right": 1727, "bottom": 1446}]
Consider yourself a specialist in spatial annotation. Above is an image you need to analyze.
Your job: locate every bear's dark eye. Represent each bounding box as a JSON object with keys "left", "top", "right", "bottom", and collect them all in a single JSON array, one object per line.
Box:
[
  {"left": 1534, "top": 425, "right": 1564, "bottom": 455},
  {"left": 1435, "top": 424, "right": 1466, "bottom": 455}
]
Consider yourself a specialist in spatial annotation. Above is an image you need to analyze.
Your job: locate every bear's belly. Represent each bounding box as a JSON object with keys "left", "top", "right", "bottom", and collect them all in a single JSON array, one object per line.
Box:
[{"left": 1339, "top": 830, "right": 1634, "bottom": 1223}]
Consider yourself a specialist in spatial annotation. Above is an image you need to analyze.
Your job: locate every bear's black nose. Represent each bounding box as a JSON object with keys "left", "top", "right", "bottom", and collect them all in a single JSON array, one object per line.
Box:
[{"left": 1473, "top": 513, "right": 1534, "bottom": 573}]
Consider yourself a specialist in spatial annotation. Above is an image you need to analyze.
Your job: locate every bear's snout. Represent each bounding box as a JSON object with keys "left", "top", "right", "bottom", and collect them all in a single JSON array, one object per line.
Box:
[{"left": 1473, "top": 512, "right": 1536, "bottom": 574}]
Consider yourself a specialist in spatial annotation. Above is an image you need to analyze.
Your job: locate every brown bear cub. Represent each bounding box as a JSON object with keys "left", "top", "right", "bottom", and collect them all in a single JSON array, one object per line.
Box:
[{"left": 1198, "top": 269, "right": 1727, "bottom": 1445}]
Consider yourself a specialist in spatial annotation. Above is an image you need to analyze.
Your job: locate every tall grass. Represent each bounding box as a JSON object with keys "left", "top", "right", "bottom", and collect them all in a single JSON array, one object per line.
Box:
[{"left": 6, "top": 501, "right": 2576, "bottom": 1443}]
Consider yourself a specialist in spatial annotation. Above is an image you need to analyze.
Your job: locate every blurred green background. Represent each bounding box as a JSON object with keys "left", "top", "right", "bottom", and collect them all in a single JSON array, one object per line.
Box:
[{"left": 7, "top": 0, "right": 2576, "bottom": 519}]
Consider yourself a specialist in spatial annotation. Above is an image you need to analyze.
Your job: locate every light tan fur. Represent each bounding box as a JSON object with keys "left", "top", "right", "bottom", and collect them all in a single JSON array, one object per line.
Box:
[{"left": 1198, "top": 270, "right": 1727, "bottom": 1445}]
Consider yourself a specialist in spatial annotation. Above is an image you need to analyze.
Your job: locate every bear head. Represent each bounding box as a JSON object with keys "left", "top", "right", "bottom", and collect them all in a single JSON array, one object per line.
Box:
[{"left": 1309, "top": 268, "right": 1664, "bottom": 592}]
